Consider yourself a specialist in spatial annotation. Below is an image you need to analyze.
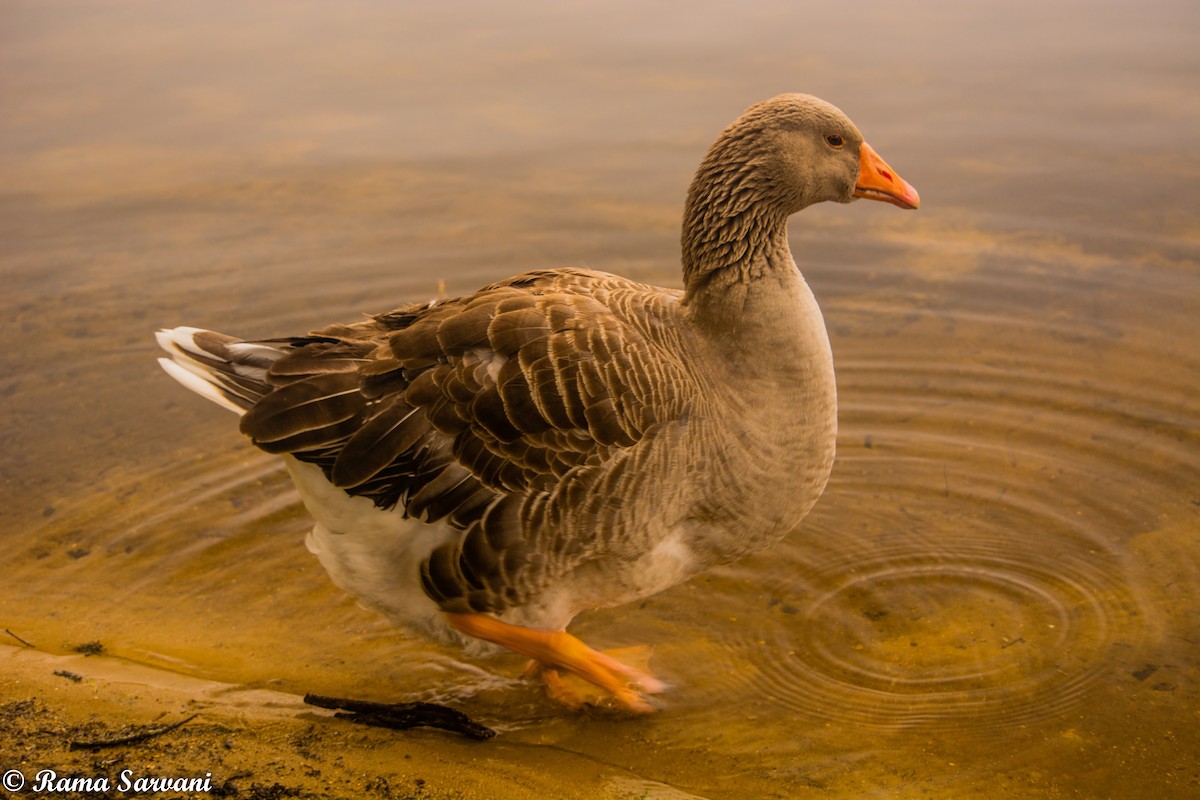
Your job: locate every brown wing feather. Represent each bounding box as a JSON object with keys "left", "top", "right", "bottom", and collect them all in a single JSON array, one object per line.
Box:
[{"left": 238, "top": 269, "right": 692, "bottom": 613}]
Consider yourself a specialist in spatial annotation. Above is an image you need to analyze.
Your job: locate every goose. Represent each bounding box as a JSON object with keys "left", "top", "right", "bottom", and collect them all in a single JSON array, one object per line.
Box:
[{"left": 156, "top": 93, "right": 919, "bottom": 713}]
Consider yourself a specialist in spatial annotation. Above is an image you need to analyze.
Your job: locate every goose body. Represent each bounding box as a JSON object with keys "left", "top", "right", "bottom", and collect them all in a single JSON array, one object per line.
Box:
[{"left": 157, "top": 93, "right": 918, "bottom": 711}]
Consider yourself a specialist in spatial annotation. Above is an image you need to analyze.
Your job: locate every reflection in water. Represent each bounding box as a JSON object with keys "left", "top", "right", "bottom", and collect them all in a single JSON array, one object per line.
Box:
[{"left": 2, "top": 0, "right": 1198, "bottom": 797}]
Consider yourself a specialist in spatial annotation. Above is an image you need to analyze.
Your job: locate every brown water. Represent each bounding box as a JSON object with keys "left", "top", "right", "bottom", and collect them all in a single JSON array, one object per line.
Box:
[{"left": 3, "top": 1, "right": 1198, "bottom": 797}]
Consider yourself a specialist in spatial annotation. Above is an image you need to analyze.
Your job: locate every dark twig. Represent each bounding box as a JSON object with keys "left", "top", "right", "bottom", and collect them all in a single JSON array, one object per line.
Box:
[
  {"left": 303, "top": 694, "right": 495, "bottom": 741},
  {"left": 4, "top": 628, "right": 35, "bottom": 648},
  {"left": 69, "top": 713, "right": 199, "bottom": 750}
]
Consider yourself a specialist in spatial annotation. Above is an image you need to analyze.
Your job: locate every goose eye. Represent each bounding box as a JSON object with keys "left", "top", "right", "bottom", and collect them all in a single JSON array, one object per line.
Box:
[{"left": 825, "top": 134, "right": 845, "bottom": 149}]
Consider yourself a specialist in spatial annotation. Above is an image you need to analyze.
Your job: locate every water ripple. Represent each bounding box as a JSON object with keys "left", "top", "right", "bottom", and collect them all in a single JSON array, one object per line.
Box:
[
  {"left": 782, "top": 550, "right": 1131, "bottom": 729},
  {"left": 692, "top": 509, "right": 1145, "bottom": 732}
]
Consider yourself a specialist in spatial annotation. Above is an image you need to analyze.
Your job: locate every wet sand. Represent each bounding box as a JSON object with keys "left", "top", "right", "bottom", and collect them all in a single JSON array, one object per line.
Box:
[{"left": 1, "top": 645, "right": 591, "bottom": 800}]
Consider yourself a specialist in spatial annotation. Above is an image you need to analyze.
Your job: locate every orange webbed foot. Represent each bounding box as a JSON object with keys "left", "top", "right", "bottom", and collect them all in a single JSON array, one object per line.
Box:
[
  {"left": 446, "top": 613, "right": 665, "bottom": 713},
  {"left": 524, "top": 645, "right": 661, "bottom": 712}
]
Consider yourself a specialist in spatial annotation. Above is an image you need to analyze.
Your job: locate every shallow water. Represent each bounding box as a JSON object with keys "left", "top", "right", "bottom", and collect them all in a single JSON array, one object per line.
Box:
[{"left": 3, "top": 1, "right": 1199, "bottom": 797}]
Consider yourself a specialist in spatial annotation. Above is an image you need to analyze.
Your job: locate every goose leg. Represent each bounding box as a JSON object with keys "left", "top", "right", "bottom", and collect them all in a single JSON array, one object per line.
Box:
[{"left": 444, "top": 612, "right": 664, "bottom": 713}]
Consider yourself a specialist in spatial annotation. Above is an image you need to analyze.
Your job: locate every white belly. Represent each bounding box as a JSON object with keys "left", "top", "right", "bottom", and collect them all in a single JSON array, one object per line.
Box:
[{"left": 286, "top": 459, "right": 460, "bottom": 643}]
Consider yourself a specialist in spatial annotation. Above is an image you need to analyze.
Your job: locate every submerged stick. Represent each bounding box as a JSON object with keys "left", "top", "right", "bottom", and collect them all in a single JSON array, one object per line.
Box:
[
  {"left": 4, "top": 628, "right": 35, "bottom": 648},
  {"left": 303, "top": 694, "right": 495, "bottom": 741},
  {"left": 69, "top": 714, "right": 199, "bottom": 750}
]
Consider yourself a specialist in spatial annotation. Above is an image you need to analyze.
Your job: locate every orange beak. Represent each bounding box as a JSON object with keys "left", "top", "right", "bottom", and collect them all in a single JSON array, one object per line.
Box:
[{"left": 854, "top": 142, "right": 920, "bottom": 209}]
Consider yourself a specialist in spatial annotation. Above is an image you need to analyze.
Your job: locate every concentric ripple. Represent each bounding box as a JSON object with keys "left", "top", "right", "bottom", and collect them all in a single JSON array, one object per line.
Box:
[
  {"left": 767, "top": 541, "right": 1136, "bottom": 730},
  {"left": 687, "top": 516, "right": 1145, "bottom": 733}
]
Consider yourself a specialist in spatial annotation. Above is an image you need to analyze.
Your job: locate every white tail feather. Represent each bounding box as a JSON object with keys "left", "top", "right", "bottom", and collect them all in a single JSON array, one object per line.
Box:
[
  {"left": 155, "top": 326, "right": 213, "bottom": 359},
  {"left": 156, "top": 326, "right": 280, "bottom": 415},
  {"left": 157, "top": 357, "right": 248, "bottom": 415}
]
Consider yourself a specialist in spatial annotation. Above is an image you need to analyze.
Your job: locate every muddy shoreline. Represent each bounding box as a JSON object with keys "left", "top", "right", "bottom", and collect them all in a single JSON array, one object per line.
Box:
[{"left": 0, "top": 644, "right": 617, "bottom": 800}]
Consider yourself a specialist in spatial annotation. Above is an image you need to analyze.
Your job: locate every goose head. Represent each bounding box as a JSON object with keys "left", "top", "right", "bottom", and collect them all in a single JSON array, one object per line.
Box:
[
  {"left": 681, "top": 93, "right": 919, "bottom": 317},
  {"left": 692, "top": 93, "right": 920, "bottom": 217}
]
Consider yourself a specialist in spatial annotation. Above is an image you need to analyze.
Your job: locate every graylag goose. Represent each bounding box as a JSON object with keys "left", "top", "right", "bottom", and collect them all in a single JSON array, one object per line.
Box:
[{"left": 156, "top": 93, "right": 919, "bottom": 713}]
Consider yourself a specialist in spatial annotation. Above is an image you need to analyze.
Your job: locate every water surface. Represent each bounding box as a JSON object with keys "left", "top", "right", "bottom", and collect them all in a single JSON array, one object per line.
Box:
[{"left": 3, "top": 1, "right": 1198, "bottom": 797}]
